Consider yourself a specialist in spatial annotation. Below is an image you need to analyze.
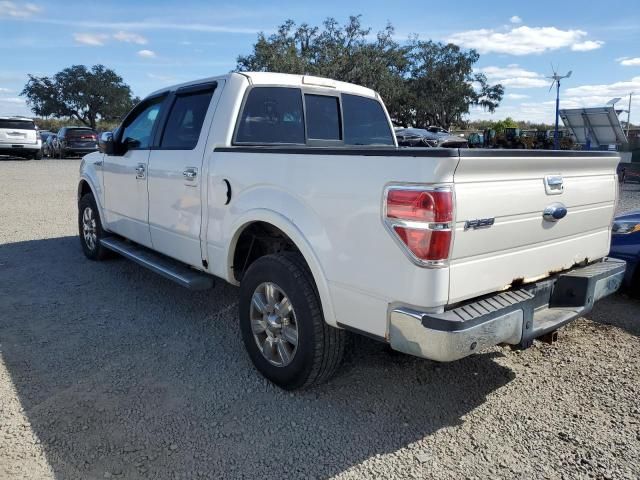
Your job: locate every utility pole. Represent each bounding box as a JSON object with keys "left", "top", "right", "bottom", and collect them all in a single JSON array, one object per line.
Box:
[
  {"left": 554, "top": 79, "right": 561, "bottom": 150},
  {"left": 547, "top": 67, "right": 572, "bottom": 150},
  {"left": 627, "top": 92, "right": 634, "bottom": 137}
]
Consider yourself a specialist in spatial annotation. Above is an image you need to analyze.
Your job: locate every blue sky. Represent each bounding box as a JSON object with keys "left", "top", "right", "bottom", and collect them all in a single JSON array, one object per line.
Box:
[{"left": 1, "top": 0, "right": 639, "bottom": 124}]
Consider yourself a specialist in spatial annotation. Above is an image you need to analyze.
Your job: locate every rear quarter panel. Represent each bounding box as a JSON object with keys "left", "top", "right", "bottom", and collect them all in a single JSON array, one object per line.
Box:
[{"left": 205, "top": 149, "right": 459, "bottom": 337}]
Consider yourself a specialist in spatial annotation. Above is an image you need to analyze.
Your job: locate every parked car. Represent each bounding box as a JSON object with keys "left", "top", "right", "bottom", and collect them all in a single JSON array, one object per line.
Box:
[
  {"left": 467, "top": 132, "right": 484, "bottom": 148},
  {"left": 38, "top": 130, "right": 53, "bottom": 157},
  {"left": 43, "top": 134, "right": 58, "bottom": 158},
  {"left": 395, "top": 127, "right": 468, "bottom": 148},
  {"left": 0, "top": 116, "right": 42, "bottom": 159},
  {"left": 39, "top": 130, "right": 53, "bottom": 142},
  {"left": 55, "top": 127, "right": 98, "bottom": 158},
  {"left": 610, "top": 210, "right": 640, "bottom": 297},
  {"left": 77, "top": 72, "right": 625, "bottom": 390}
]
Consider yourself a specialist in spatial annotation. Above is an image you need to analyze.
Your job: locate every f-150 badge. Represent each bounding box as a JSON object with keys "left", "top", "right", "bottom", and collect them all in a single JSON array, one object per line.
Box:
[{"left": 464, "top": 218, "right": 495, "bottom": 230}]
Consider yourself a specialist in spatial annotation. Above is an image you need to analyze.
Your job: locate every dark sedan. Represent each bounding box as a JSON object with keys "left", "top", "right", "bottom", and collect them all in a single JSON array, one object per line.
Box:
[
  {"left": 55, "top": 127, "right": 98, "bottom": 158},
  {"left": 395, "top": 127, "right": 468, "bottom": 148},
  {"left": 610, "top": 210, "right": 640, "bottom": 297}
]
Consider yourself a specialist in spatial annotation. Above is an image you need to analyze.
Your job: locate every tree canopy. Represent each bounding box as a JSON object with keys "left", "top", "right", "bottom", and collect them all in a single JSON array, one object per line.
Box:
[
  {"left": 237, "top": 16, "right": 503, "bottom": 129},
  {"left": 21, "top": 65, "right": 138, "bottom": 130}
]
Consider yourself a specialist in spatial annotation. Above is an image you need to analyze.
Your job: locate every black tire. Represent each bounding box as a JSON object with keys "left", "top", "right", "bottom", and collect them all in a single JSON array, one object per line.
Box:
[
  {"left": 629, "top": 267, "right": 640, "bottom": 299},
  {"left": 239, "top": 252, "right": 346, "bottom": 390},
  {"left": 78, "top": 193, "right": 110, "bottom": 260},
  {"left": 33, "top": 150, "right": 43, "bottom": 160}
]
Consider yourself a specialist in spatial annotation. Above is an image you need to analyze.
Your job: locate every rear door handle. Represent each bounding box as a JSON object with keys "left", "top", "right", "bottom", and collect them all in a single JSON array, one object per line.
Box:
[
  {"left": 183, "top": 167, "right": 198, "bottom": 181},
  {"left": 135, "top": 163, "right": 146, "bottom": 179}
]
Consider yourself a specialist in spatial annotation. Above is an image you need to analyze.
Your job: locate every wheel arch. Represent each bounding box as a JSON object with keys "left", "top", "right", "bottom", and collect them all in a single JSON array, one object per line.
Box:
[
  {"left": 77, "top": 178, "right": 93, "bottom": 202},
  {"left": 77, "top": 175, "right": 108, "bottom": 231},
  {"left": 226, "top": 210, "right": 337, "bottom": 328}
]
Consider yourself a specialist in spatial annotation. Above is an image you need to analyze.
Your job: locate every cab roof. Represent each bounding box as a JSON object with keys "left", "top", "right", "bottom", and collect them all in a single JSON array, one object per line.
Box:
[{"left": 148, "top": 72, "right": 379, "bottom": 100}]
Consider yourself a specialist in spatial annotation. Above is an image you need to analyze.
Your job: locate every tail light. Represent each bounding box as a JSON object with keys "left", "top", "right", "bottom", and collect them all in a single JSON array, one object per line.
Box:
[{"left": 384, "top": 186, "right": 454, "bottom": 267}]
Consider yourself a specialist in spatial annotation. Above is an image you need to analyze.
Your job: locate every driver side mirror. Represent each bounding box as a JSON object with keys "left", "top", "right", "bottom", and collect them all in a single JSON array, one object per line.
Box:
[{"left": 99, "top": 132, "right": 115, "bottom": 155}]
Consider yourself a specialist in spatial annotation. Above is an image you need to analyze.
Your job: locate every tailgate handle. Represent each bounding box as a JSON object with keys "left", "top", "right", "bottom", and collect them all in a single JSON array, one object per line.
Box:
[{"left": 544, "top": 175, "right": 564, "bottom": 195}]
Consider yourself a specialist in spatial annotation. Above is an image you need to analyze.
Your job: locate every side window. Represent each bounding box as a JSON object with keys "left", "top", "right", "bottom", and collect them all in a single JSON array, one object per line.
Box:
[
  {"left": 342, "top": 94, "right": 394, "bottom": 146},
  {"left": 304, "top": 94, "right": 341, "bottom": 141},
  {"left": 160, "top": 88, "right": 214, "bottom": 150},
  {"left": 121, "top": 97, "right": 164, "bottom": 150},
  {"left": 235, "top": 87, "right": 304, "bottom": 144}
]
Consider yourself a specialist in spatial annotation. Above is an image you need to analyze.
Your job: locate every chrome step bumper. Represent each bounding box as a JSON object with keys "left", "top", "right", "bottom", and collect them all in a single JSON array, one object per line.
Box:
[
  {"left": 100, "top": 237, "right": 214, "bottom": 290},
  {"left": 389, "top": 258, "right": 626, "bottom": 362}
]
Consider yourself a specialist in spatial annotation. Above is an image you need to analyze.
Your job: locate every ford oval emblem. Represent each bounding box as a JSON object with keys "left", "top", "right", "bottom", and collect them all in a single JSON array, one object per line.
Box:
[{"left": 543, "top": 203, "right": 568, "bottom": 222}]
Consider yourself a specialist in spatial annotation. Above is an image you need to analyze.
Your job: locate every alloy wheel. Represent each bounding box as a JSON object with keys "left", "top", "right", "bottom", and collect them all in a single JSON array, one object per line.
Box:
[
  {"left": 82, "top": 206, "right": 97, "bottom": 251},
  {"left": 250, "top": 282, "right": 299, "bottom": 367}
]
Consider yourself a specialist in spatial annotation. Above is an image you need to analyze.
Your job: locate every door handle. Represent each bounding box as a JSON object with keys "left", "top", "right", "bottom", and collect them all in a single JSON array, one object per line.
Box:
[
  {"left": 183, "top": 167, "right": 198, "bottom": 181},
  {"left": 135, "top": 163, "right": 146, "bottom": 179}
]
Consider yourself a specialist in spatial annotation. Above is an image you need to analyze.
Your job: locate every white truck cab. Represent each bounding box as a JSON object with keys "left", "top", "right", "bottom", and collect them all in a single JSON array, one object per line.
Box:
[{"left": 78, "top": 72, "right": 625, "bottom": 389}]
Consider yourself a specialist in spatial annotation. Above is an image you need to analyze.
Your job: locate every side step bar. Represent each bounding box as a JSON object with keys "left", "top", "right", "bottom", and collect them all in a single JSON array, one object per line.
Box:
[{"left": 100, "top": 237, "right": 214, "bottom": 290}]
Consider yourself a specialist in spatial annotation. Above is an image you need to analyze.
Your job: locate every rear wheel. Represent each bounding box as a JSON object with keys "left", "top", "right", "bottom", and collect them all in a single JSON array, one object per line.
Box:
[
  {"left": 239, "top": 252, "right": 346, "bottom": 390},
  {"left": 33, "top": 150, "right": 42, "bottom": 160},
  {"left": 78, "top": 193, "right": 110, "bottom": 260}
]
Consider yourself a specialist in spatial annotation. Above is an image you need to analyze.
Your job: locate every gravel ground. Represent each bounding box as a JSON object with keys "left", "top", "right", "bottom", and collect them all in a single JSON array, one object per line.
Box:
[{"left": 0, "top": 159, "right": 639, "bottom": 480}]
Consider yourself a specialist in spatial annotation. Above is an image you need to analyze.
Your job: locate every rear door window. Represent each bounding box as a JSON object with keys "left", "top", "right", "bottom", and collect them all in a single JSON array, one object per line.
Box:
[
  {"left": 304, "top": 94, "right": 341, "bottom": 141},
  {"left": 235, "top": 87, "right": 304, "bottom": 144},
  {"left": 160, "top": 87, "right": 215, "bottom": 149},
  {"left": 342, "top": 94, "right": 394, "bottom": 146}
]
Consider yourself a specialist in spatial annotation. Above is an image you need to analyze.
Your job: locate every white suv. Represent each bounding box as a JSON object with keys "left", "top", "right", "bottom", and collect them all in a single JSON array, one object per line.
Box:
[{"left": 0, "top": 116, "right": 42, "bottom": 159}]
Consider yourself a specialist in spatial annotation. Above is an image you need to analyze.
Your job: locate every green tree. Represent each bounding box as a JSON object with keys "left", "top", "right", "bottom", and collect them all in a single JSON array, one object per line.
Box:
[
  {"left": 492, "top": 117, "right": 519, "bottom": 133},
  {"left": 236, "top": 16, "right": 503, "bottom": 129},
  {"left": 401, "top": 40, "right": 504, "bottom": 128},
  {"left": 21, "top": 65, "right": 138, "bottom": 130},
  {"left": 237, "top": 16, "right": 410, "bottom": 123}
]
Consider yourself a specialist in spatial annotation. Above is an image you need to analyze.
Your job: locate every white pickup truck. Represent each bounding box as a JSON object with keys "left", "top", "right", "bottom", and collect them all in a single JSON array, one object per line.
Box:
[{"left": 78, "top": 72, "right": 625, "bottom": 389}]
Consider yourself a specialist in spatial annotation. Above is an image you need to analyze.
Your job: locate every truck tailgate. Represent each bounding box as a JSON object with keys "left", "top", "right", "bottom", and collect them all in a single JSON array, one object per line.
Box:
[{"left": 449, "top": 151, "right": 619, "bottom": 304}]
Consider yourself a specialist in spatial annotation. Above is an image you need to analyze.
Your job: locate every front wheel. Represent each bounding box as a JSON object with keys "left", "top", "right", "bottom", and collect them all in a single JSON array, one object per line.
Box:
[
  {"left": 239, "top": 253, "right": 346, "bottom": 390},
  {"left": 78, "top": 193, "right": 110, "bottom": 260}
]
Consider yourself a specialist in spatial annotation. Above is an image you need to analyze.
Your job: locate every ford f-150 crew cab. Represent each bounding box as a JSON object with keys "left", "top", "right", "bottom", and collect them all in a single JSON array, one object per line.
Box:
[{"left": 77, "top": 72, "right": 626, "bottom": 389}]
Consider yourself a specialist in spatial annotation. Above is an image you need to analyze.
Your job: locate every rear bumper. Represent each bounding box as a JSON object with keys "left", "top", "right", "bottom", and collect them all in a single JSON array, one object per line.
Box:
[
  {"left": 389, "top": 257, "right": 626, "bottom": 362},
  {"left": 0, "top": 144, "right": 41, "bottom": 155}
]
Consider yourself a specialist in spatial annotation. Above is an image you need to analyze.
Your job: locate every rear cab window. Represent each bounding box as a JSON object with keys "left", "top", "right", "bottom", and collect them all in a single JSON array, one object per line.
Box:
[
  {"left": 342, "top": 94, "right": 394, "bottom": 146},
  {"left": 304, "top": 94, "right": 341, "bottom": 141},
  {"left": 234, "top": 86, "right": 393, "bottom": 147}
]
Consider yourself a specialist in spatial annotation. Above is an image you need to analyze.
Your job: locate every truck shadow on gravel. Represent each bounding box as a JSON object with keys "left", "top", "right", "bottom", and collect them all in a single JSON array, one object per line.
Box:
[
  {"left": 586, "top": 293, "right": 640, "bottom": 338},
  {"left": 0, "top": 236, "right": 515, "bottom": 479}
]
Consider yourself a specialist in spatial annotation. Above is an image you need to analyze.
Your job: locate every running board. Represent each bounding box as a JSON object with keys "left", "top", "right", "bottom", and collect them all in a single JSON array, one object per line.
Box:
[{"left": 100, "top": 237, "right": 214, "bottom": 290}]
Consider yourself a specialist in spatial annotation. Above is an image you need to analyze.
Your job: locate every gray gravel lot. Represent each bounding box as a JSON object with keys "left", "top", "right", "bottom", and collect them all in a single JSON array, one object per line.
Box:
[{"left": 1, "top": 158, "right": 639, "bottom": 480}]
